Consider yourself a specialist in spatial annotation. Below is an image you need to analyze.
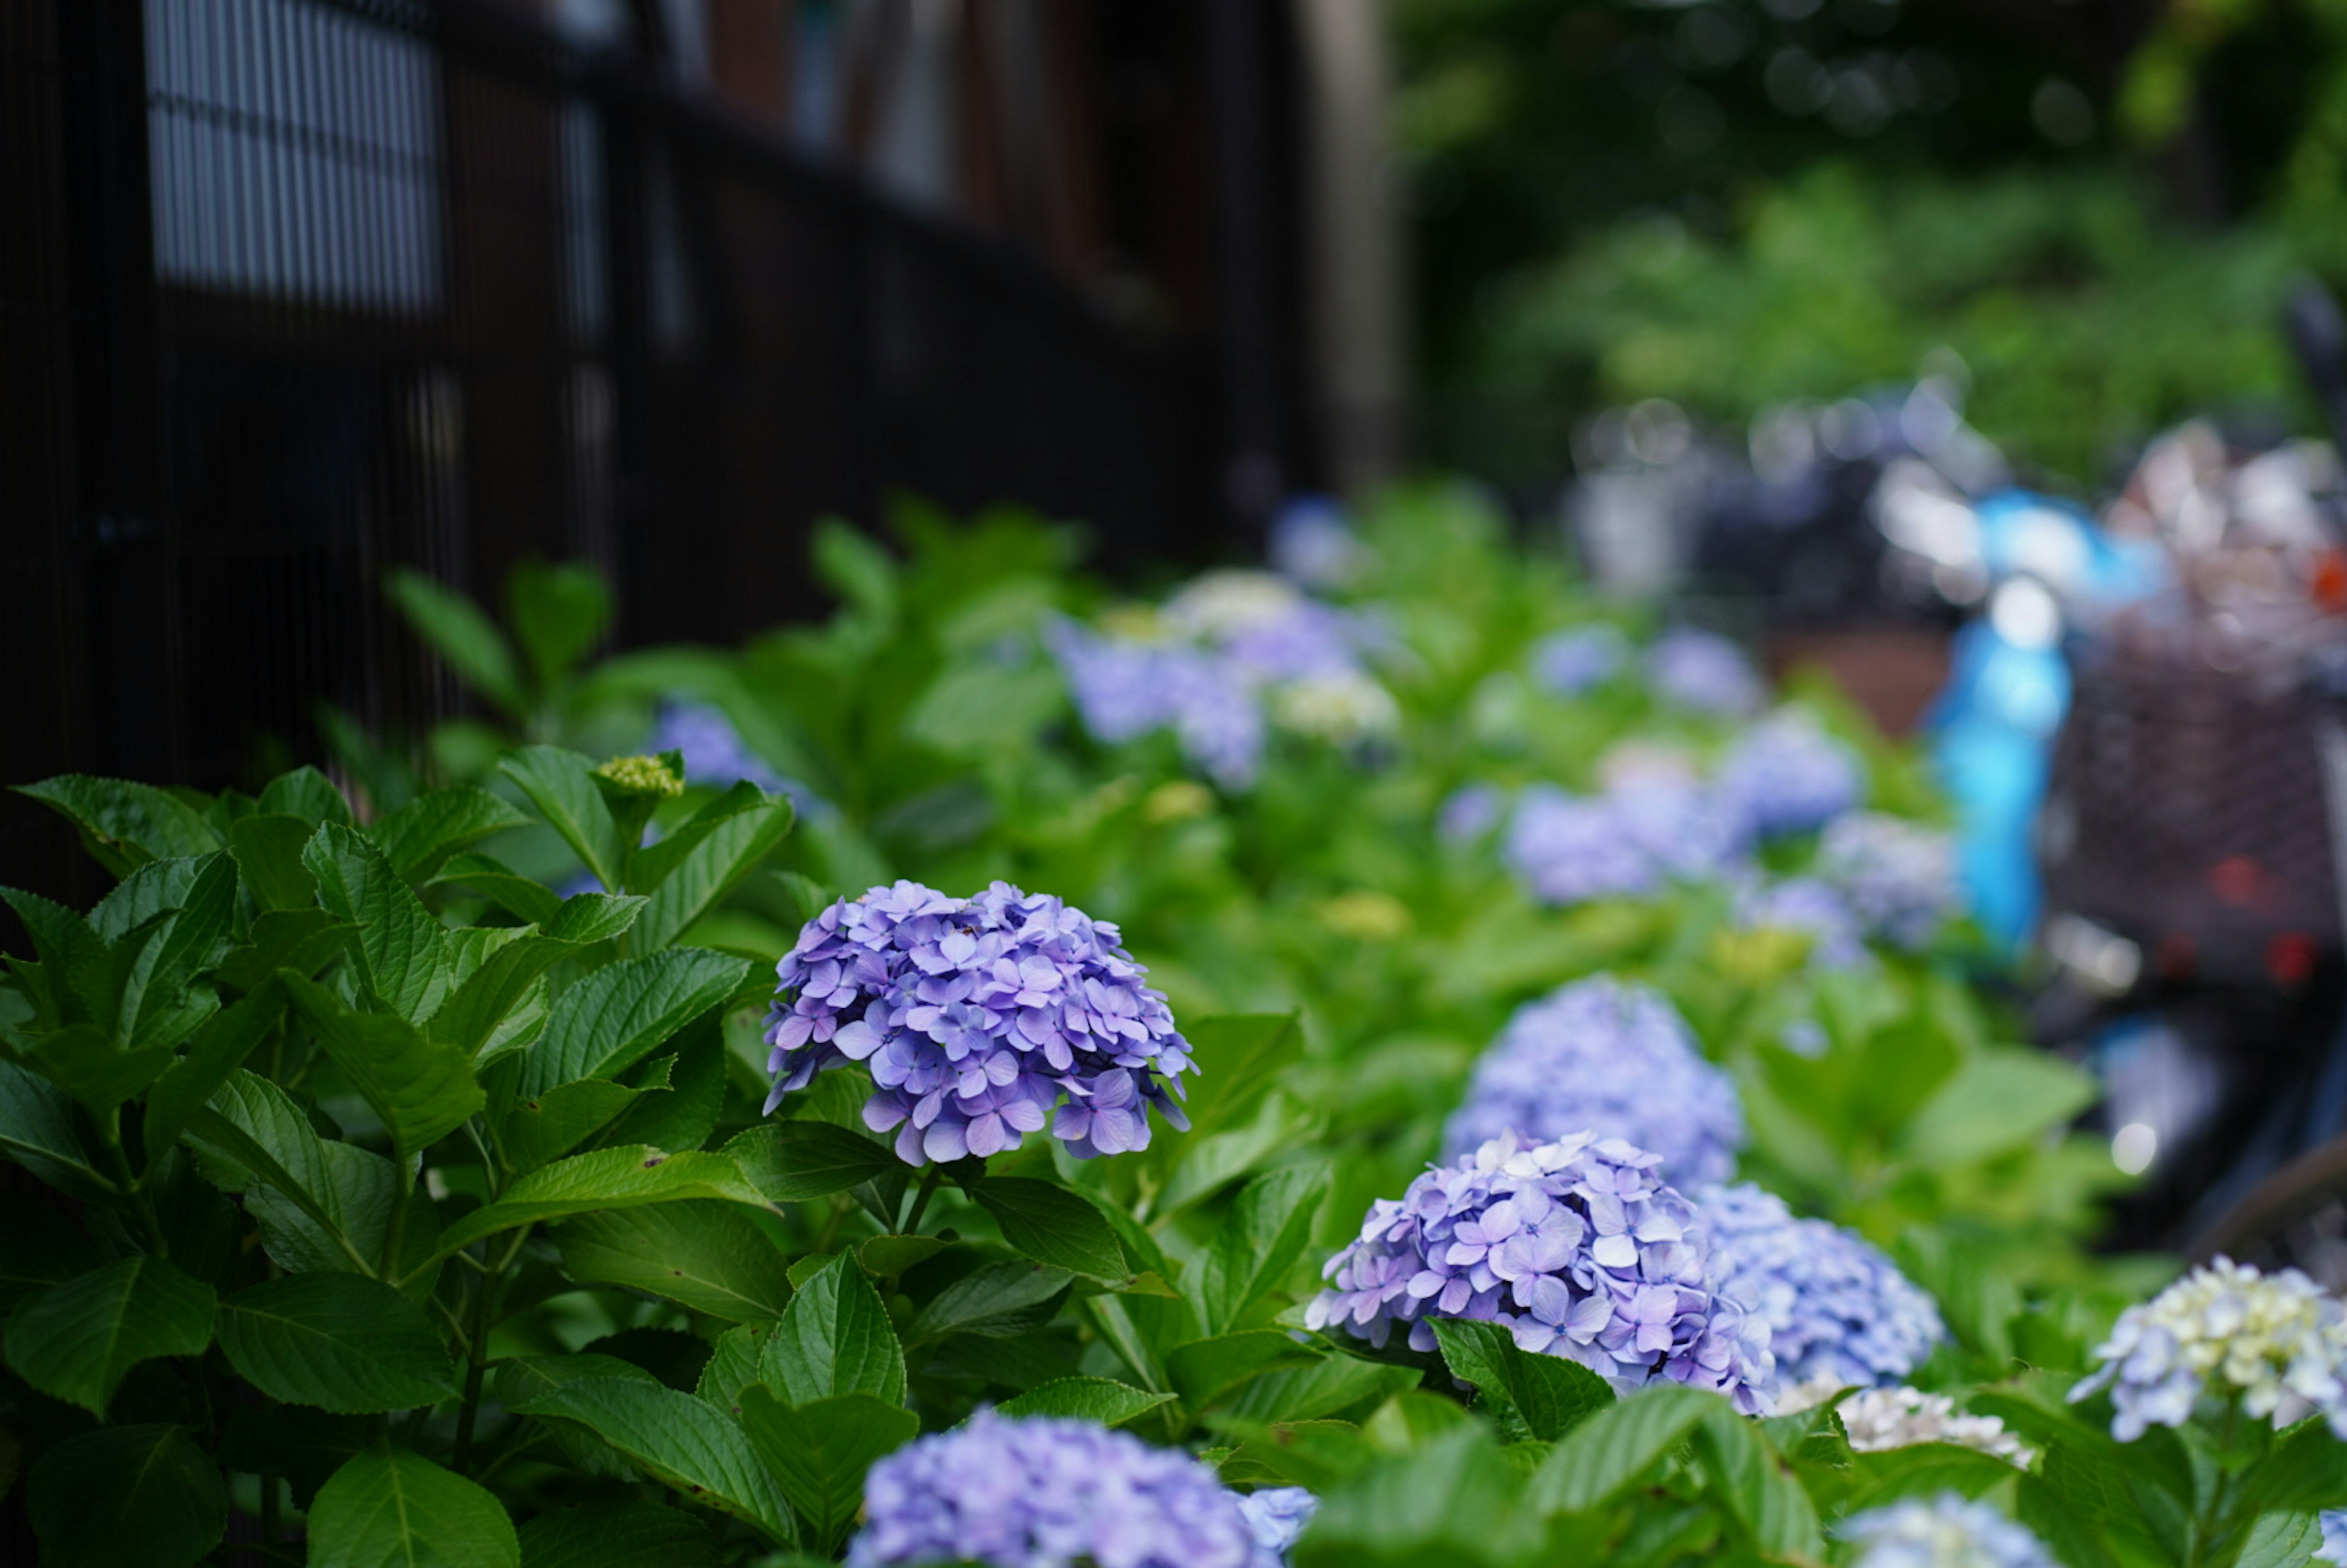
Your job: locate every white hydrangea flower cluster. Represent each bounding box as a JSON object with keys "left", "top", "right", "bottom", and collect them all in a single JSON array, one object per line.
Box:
[
  {"left": 1272, "top": 669, "right": 1400, "bottom": 743},
  {"left": 1162, "top": 570, "right": 1309, "bottom": 640},
  {"left": 2070, "top": 1257, "right": 2347, "bottom": 1441},
  {"left": 1824, "top": 1384, "right": 2035, "bottom": 1467}
]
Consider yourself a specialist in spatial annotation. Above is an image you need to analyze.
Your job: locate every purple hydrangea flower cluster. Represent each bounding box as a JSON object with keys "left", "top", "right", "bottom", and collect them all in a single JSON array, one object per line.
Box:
[
  {"left": 1503, "top": 782, "right": 1750, "bottom": 906},
  {"left": 1840, "top": 1493, "right": 2057, "bottom": 1568},
  {"left": 1818, "top": 812, "right": 1960, "bottom": 950},
  {"left": 1306, "top": 1130, "right": 1777, "bottom": 1413},
  {"left": 1235, "top": 1487, "right": 1319, "bottom": 1567},
  {"left": 763, "top": 880, "right": 1197, "bottom": 1166},
  {"left": 1696, "top": 1183, "right": 1944, "bottom": 1389},
  {"left": 1735, "top": 877, "right": 1873, "bottom": 971},
  {"left": 1530, "top": 625, "right": 1629, "bottom": 696},
  {"left": 1715, "top": 711, "right": 1864, "bottom": 838},
  {"left": 848, "top": 1411, "right": 1260, "bottom": 1568},
  {"left": 1647, "top": 627, "right": 1768, "bottom": 716},
  {"left": 1444, "top": 977, "right": 1745, "bottom": 1189},
  {"left": 1046, "top": 620, "right": 1265, "bottom": 791}
]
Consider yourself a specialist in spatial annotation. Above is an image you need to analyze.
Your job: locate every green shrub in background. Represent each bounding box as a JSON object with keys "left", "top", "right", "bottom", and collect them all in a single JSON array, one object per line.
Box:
[
  {"left": 1393, "top": 0, "right": 2347, "bottom": 490},
  {"left": 1471, "top": 162, "right": 2347, "bottom": 486},
  {"left": 4, "top": 489, "right": 2344, "bottom": 1564}
]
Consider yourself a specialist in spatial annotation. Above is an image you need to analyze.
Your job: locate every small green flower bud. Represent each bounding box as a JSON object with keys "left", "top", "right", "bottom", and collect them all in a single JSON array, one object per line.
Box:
[{"left": 595, "top": 753, "right": 683, "bottom": 799}]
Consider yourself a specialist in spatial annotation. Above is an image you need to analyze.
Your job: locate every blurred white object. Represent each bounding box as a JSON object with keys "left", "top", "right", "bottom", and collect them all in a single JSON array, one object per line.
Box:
[{"left": 1567, "top": 399, "right": 1713, "bottom": 596}]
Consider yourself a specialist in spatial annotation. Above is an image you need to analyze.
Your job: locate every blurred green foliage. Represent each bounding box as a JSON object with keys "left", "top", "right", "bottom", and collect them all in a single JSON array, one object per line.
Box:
[
  {"left": 1478, "top": 162, "right": 2347, "bottom": 484},
  {"left": 1395, "top": 0, "right": 2347, "bottom": 487}
]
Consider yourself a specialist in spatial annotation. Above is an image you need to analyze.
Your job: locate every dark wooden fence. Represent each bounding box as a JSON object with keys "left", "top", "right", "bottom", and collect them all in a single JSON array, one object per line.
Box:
[{"left": 0, "top": 0, "right": 1314, "bottom": 915}]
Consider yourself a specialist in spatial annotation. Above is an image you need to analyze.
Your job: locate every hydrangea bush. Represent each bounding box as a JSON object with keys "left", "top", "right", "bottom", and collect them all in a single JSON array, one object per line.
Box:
[{"left": 0, "top": 499, "right": 2324, "bottom": 1568}]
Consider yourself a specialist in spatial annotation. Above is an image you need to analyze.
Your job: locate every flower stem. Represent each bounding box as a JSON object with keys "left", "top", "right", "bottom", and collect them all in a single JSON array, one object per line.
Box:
[
  {"left": 453, "top": 1225, "right": 532, "bottom": 1472},
  {"left": 901, "top": 1168, "right": 944, "bottom": 1234},
  {"left": 816, "top": 1196, "right": 850, "bottom": 1255},
  {"left": 100, "top": 1111, "right": 167, "bottom": 1258},
  {"left": 380, "top": 1142, "right": 414, "bottom": 1277}
]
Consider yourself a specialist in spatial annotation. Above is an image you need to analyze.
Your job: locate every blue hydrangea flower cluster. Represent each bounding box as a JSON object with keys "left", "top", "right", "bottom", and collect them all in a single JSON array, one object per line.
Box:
[
  {"left": 1735, "top": 877, "right": 1873, "bottom": 971},
  {"left": 1235, "top": 1487, "right": 1319, "bottom": 1567},
  {"left": 1503, "top": 782, "right": 1750, "bottom": 907},
  {"left": 1840, "top": 1493, "right": 2056, "bottom": 1568},
  {"left": 1610, "top": 781, "right": 1754, "bottom": 879},
  {"left": 1046, "top": 621, "right": 1266, "bottom": 791},
  {"left": 1502, "top": 786, "right": 1662, "bottom": 904},
  {"left": 848, "top": 1410, "right": 1261, "bottom": 1568},
  {"left": 1696, "top": 1182, "right": 1944, "bottom": 1389},
  {"left": 2070, "top": 1257, "right": 2347, "bottom": 1442},
  {"left": 1714, "top": 711, "right": 1863, "bottom": 838},
  {"left": 1530, "top": 625, "right": 1628, "bottom": 696},
  {"left": 1306, "top": 1130, "right": 1777, "bottom": 1413},
  {"left": 1647, "top": 627, "right": 1767, "bottom": 716},
  {"left": 1444, "top": 976, "right": 1745, "bottom": 1189},
  {"left": 2321, "top": 1510, "right": 2347, "bottom": 1565},
  {"left": 764, "top": 880, "right": 1197, "bottom": 1165},
  {"left": 1818, "top": 812, "right": 1960, "bottom": 950}
]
